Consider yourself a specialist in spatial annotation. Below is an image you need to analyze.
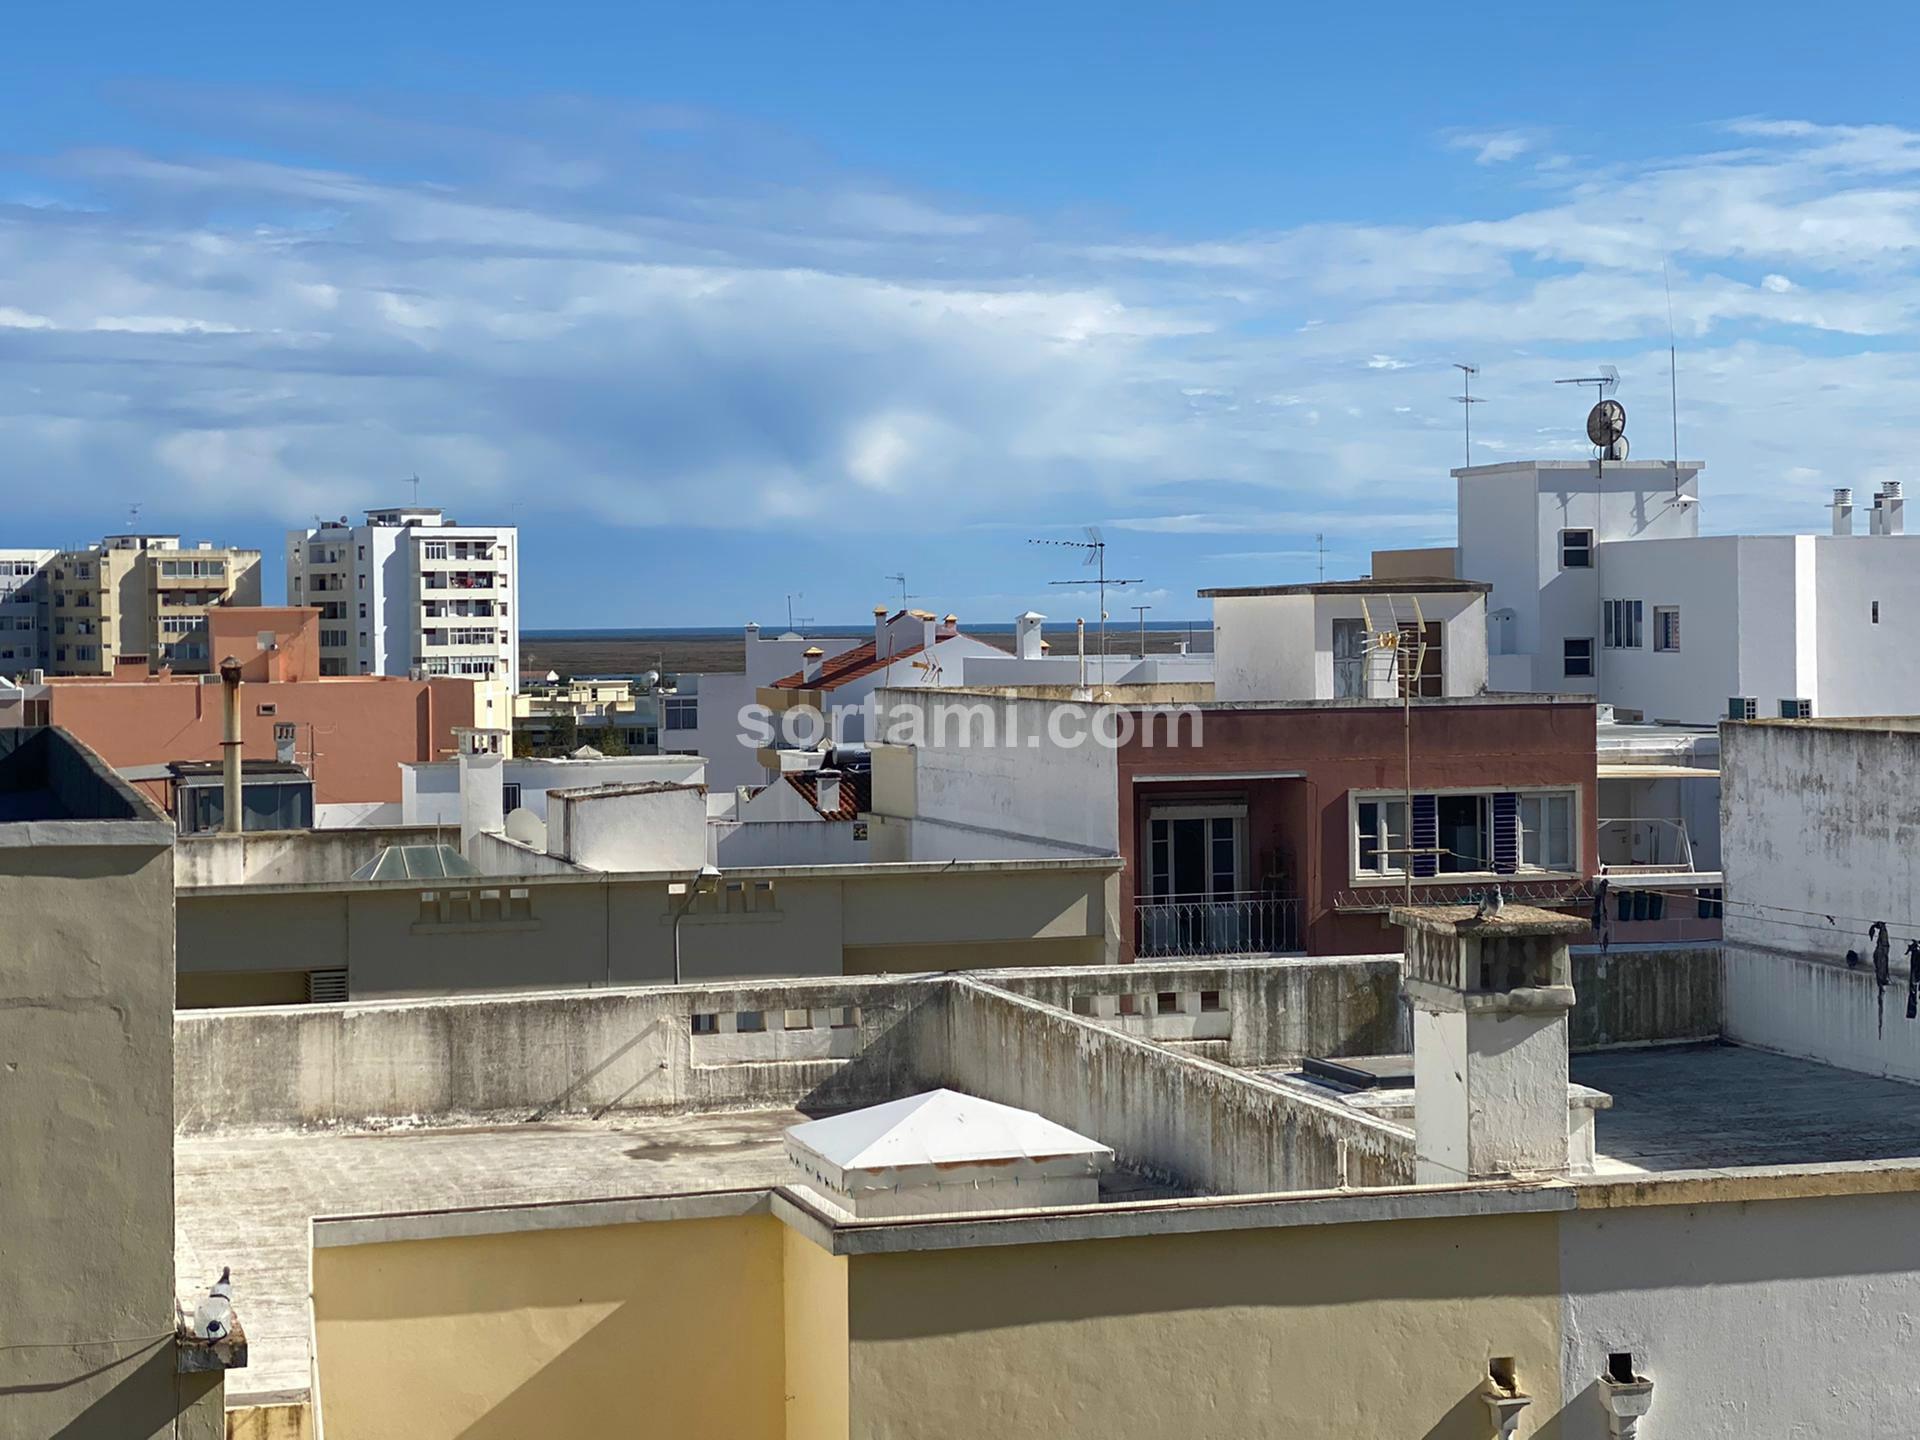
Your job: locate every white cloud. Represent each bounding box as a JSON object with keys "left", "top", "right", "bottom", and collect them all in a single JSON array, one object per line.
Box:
[
  {"left": 1762, "top": 273, "right": 1794, "bottom": 292},
  {"left": 1448, "top": 129, "right": 1536, "bottom": 166}
]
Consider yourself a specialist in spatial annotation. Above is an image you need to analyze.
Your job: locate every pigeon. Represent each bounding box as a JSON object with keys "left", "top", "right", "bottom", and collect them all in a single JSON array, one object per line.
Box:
[
  {"left": 1475, "top": 885, "right": 1505, "bottom": 922},
  {"left": 192, "top": 1267, "right": 234, "bottom": 1341}
]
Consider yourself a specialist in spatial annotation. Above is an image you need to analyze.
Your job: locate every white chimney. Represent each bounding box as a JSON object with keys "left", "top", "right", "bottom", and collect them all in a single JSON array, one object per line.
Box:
[
  {"left": 1016, "top": 610, "right": 1046, "bottom": 660},
  {"left": 1871, "top": 489, "right": 1887, "bottom": 536},
  {"left": 802, "top": 646, "right": 825, "bottom": 683},
  {"left": 1396, "top": 902, "right": 1585, "bottom": 1183},
  {"left": 1832, "top": 487, "right": 1854, "bottom": 536},
  {"left": 744, "top": 621, "right": 760, "bottom": 642},
  {"left": 874, "top": 605, "right": 890, "bottom": 656},
  {"left": 1885, "top": 480, "right": 1905, "bottom": 536},
  {"left": 815, "top": 769, "right": 842, "bottom": 816},
  {"left": 455, "top": 727, "right": 508, "bottom": 856}
]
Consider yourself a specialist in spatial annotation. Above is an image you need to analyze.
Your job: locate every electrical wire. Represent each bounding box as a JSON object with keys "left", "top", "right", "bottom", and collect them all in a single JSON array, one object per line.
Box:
[{"left": 0, "top": 1331, "right": 173, "bottom": 1354}]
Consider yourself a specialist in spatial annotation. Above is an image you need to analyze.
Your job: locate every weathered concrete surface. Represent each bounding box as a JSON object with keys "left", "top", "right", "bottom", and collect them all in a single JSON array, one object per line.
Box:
[
  {"left": 1569, "top": 944, "right": 1722, "bottom": 1051},
  {"left": 925, "top": 979, "right": 1415, "bottom": 1193},
  {"left": 175, "top": 1108, "right": 803, "bottom": 1408},
  {"left": 981, "top": 954, "right": 1401, "bottom": 1066},
  {"left": 175, "top": 975, "right": 940, "bottom": 1132},
  {"left": 175, "top": 826, "right": 450, "bottom": 888},
  {"left": 1574, "top": 1043, "right": 1920, "bottom": 1172}
]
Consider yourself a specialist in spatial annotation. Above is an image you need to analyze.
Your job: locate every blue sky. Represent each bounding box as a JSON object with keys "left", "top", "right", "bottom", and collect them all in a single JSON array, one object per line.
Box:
[{"left": 8, "top": 3, "right": 1920, "bottom": 626}]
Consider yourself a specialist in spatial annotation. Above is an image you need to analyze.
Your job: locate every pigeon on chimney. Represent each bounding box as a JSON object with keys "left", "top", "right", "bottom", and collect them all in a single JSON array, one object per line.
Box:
[
  {"left": 1475, "top": 886, "right": 1504, "bottom": 922},
  {"left": 192, "top": 1267, "right": 234, "bottom": 1341}
]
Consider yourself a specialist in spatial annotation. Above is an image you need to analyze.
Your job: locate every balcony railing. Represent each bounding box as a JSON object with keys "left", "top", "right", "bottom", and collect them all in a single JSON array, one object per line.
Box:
[
  {"left": 1135, "top": 892, "right": 1302, "bottom": 958},
  {"left": 1597, "top": 817, "right": 1696, "bottom": 872}
]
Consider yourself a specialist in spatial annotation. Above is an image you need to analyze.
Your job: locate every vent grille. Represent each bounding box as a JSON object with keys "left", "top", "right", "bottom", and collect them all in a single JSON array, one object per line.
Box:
[
  {"left": 1728, "top": 696, "right": 1758, "bottom": 721},
  {"left": 306, "top": 968, "right": 348, "bottom": 1004}
]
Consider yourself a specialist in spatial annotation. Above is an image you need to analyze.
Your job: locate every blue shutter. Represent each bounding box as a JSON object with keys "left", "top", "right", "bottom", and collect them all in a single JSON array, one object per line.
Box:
[
  {"left": 1492, "top": 792, "right": 1519, "bottom": 874},
  {"left": 1411, "top": 794, "right": 1438, "bottom": 879}
]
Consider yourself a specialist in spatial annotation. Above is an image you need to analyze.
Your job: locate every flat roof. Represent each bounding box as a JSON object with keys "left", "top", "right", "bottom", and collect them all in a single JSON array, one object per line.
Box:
[
  {"left": 175, "top": 1107, "right": 806, "bottom": 1407},
  {"left": 1575, "top": 1043, "right": 1920, "bottom": 1175},
  {"left": 1198, "top": 578, "right": 1490, "bottom": 598}
]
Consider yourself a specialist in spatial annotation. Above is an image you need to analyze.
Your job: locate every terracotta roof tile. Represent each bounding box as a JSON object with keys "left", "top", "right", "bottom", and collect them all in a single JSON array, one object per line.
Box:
[
  {"left": 771, "top": 637, "right": 929, "bottom": 691},
  {"left": 784, "top": 769, "right": 870, "bottom": 821}
]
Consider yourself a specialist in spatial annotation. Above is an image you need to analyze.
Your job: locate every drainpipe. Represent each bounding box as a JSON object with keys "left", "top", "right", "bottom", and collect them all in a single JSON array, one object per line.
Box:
[{"left": 218, "top": 655, "right": 244, "bottom": 834}]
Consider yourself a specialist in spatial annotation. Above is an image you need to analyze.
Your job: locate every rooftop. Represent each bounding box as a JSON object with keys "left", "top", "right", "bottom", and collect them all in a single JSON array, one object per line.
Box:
[
  {"left": 1197, "top": 578, "right": 1492, "bottom": 598},
  {"left": 175, "top": 1108, "right": 805, "bottom": 1405},
  {"left": 1575, "top": 1044, "right": 1920, "bottom": 1174}
]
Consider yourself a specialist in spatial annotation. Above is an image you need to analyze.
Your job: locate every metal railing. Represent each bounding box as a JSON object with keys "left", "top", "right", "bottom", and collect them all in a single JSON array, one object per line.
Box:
[
  {"left": 1135, "top": 892, "right": 1302, "bottom": 958},
  {"left": 1597, "top": 817, "right": 1696, "bottom": 872}
]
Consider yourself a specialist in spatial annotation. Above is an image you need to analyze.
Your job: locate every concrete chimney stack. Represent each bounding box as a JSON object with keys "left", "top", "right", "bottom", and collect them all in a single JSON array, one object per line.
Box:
[
  {"left": 1394, "top": 902, "right": 1587, "bottom": 1184},
  {"left": 217, "top": 655, "right": 244, "bottom": 834},
  {"left": 874, "top": 605, "right": 890, "bottom": 657},
  {"left": 801, "top": 646, "right": 825, "bottom": 683},
  {"left": 1871, "top": 489, "right": 1887, "bottom": 536},
  {"left": 1016, "top": 610, "right": 1047, "bottom": 661},
  {"left": 815, "top": 768, "right": 842, "bottom": 816},
  {"left": 455, "top": 727, "right": 509, "bottom": 856},
  {"left": 1832, "top": 487, "right": 1854, "bottom": 536},
  {"left": 1885, "top": 480, "right": 1905, "bottom": 535}
]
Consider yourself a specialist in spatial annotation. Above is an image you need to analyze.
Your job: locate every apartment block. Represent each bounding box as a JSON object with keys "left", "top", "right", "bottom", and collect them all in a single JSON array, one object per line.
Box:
[
  {"left": 0, "top": 534, "right": 262, "bottom": 676},
  {"left": 285, "top": 506, "right": 519, "bottom": 695}
]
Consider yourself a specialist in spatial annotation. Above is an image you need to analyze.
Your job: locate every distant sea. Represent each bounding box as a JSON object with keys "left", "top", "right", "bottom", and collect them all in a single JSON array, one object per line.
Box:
[{"left": 526, "top": 622, "right": 1209, "bottom": 640}]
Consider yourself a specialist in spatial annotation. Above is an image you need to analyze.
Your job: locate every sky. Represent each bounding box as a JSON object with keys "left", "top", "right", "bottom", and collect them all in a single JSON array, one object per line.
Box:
[{"left": 8, "top": 2, "right": 1920, "bottom": 627}]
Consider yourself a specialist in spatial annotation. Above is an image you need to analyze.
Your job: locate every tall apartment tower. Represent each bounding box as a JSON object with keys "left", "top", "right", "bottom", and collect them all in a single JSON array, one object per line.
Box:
[{"left": 285, "top": 507, "right": 519, "bottom": 698}]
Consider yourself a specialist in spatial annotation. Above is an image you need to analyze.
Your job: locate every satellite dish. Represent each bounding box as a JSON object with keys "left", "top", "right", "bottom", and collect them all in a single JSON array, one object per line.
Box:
[{"left": 1586, "top": 399, "right": 1627, "bottom": 448}]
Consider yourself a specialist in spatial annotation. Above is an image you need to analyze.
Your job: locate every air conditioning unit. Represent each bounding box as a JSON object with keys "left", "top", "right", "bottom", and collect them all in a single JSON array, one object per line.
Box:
[
  {"left": 1727, "top": 696, "right": 1758, "bottom": 721},
  {"left": 1779, "top": 698, "right": 1813, "bottom": 719}
]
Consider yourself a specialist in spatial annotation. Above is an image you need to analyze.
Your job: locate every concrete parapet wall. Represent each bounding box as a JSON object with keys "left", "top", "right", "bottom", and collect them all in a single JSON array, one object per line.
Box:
[
  {"left": 978, "top": 954, "right": 1401, "bottom": 1066},
  {"left": 1570, "top": 945, "right": 1723, "bottom": 1050},
  {"left": 176, "top": 825, "right": 452, "bottom": 888},
  {"left": 174, "top": 974, "right": 944, "bottom": 1132},
  {"left": 927, "top": 978, "right": 1415, "bottom": 1193},
  {"left": 1724, "top": 944, "right": 1920, "bottom": 1082}
]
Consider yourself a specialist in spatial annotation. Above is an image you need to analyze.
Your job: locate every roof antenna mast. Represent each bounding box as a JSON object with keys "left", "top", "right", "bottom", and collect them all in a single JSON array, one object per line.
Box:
[
  {"left": 1451, "top": 363, "right": 1483, "bottom": 468},
  {"left": 1664, "top": 257, "right": 1682, "bottom": 501},
  {"left": 1029, "top": 528, "right": 1141, "bottom": 695}
]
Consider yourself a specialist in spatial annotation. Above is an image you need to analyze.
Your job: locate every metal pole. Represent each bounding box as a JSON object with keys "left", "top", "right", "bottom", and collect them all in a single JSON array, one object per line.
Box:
[{"left": 218, "top": 656, "right": 243, "bottom": 834}]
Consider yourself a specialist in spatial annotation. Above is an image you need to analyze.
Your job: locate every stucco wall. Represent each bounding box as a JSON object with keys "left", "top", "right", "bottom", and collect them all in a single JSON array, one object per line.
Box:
[
  {"left": 0, "top": 753, "right": 223, "bottom": 1434},
  {"left": 312, "top": 1214, "right": 787, "bottom": 1440},
  {"left": 926, "top": 979, "right": 1414, "bottom": 1193},
  {"left": 844, "top": 1211, "right": 1562, "bottom": 1440},
  {"left": 782, "top": 1222, "right": 850, "bottom": 1440},
  {"left": 1721, "top": 720, "right": 1920, "bottom": 1076},
  {"left": 1569, "top": 946, "right": 1722, "bottom": 1050},
  {"left": 1559, "top": 1188, "right": 1920, "bottom": 1439}
]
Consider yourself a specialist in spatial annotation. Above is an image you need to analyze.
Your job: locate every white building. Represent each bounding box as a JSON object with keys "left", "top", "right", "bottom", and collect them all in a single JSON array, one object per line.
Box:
[
  {"left": 285, "top": 507, "right": 519, "bottom": 697},
  {"left": 1456, "top": 459, "right": 1920, "bottom": 724},
  {"left": 0, "top": 549, "right": 54, "bottom": 669}
]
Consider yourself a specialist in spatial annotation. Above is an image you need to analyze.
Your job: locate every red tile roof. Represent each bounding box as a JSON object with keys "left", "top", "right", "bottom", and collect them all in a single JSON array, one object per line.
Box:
[
  {"left": 771, "top": 636, "right": 926, "bottom": 691},
  {"left": 784, "top": 769, "right": 870, "bottom": 821}
]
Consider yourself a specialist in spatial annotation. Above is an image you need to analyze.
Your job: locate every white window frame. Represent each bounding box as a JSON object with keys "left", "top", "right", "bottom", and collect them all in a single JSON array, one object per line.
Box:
[
  {"left": 1603, "top": 599, "right": 1643, "bottom": 649},
  {"left": 1349, "top": 786, "right": 1580, "bottom": 886},
  {"left": 1563, "top": 637, "right": 1595, "bottom": 678},
  {"left": 1560, "top": 528, "right": 1594, "bottom": 569},
  {"left": 1653, "top": 606, "right": 1680, "bottom": 652},
  {"left": 1140, "top": 801, "right": 1247, "bottom": 900},
  {"left": 1354, "top": 797, "right": 1411, "bottom": 877}
]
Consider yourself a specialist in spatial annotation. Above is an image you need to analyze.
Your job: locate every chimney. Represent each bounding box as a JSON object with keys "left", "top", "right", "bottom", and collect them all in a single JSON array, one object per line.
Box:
[
  {"left": 1832, "top": 487, "right": 1854, "bottom": 536},
  {"left": 802, "top": 646, "right": 825, "bottom": 683},
  {"left": 1016, "top": 610, "right": 1046, "bottom": 660},
  {"left": 874, "top": 605, "right": 890, "bottom": 656},
  {"left": 218, "top": 655, "right": 244, "bottom": 834},
  {"left": 940, "top": 613, "right": 959, "bottom": 639},
  {"left": 815, "top": 768, "right": 842, "bottom": 816},
  {"left": 1885, "top": 480, "right": 1905, "bottom": 536},
  {"left": 1394, "top": 901, "right": 1586, "bottom": 1183},
  {"left": 909, "top": 609, "right": 937, "bottom": 651},
  {"left": 455, "top": 727, "right": 508, "bottom": 856},
  {"left": 744, "top": 621, "right": 760, "bottom": 643},
  {"left": 1871, "top": 489, "right": 1887, "bottom": 536}
]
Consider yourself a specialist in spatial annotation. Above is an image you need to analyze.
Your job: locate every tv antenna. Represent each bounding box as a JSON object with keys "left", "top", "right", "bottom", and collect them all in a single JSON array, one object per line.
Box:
[
  {"left": 126, "top": 501, "right": 142, "bottom": 532},
  {"left": 1315, "top": 532, "right": 1326, "bottom": 582},
  {"left": 1131, "top": 603, "right": 1153, "bottom": 658},
  {"left": 408, "top": 474, "right": 422, "bottom": 507},
  {"left": 1663, "top": 258, "right": 1687, "bottom": 503},
  {"left": 1451, "top": 363, "right": 1483, "bottom": 468},
  {"left": 883, "top": 572, "right": 919, "bottom": 607},
  {"left": 1029, "top": 528, "right": 1141, "bottom": 691},
  {"left": 785, "top": 593, "right": 813, "bottom": 634},
  {"left": 1358, "top": 593, "right": 1435, "bottom": 903},
  {"left": 1556, "top": 367, "right": 1627, "bottom": 462}
]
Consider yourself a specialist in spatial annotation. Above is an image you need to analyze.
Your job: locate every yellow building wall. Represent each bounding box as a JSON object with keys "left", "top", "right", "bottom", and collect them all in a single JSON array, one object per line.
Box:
[
  {"left": 844, "top": 1213, "right": 1562, "bottom": 1440},
  {"left": 783, "top": 1223, "right": 850, "bottom": 1440},
  {"left": 312, "top": 1215, "right": 787, "bottom": 1440},
  {"left": 177, "top": 969, "right": 310, "bottom": 1008}
]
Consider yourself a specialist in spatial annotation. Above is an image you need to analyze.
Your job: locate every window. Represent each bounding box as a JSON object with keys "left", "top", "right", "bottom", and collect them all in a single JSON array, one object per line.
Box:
[
  {"left": 502, "top": 783, "right": 522, "bottom": 812},
  {"left": 1560, "top": 529, "right": 1593, "bottom": 568},
  {"left": 1396, "top": 621, "right": 1443, "bottom": 699},
  {"left": 1199, "top": 989, "right": 1224, "bottom": 1013},
  {"left": 664, "top": 697, "right": 698, "bottom": 729},
  {"left": 1564, "top": 638, "right": 1594, "bottom": 678},
  {"left": 1518, "top": 793, "right": 1573, "bottom": 871},
  {"left": 1156, "top": 991, "right": 1180, "bottom": 1015},
  {"left": 1728, "top": 696, "right": 1758, "bottom": 720},
  {"left": 783, "top": 1008, "right": 812, "bottom": 1031},
  {"left": 1071, "top": 994, "right": 1094, "bottom": 1016},
  {"left": 358, "top": 603, "right": 368, "bottom": 620},
  {"left": 1780, "top": 698, "right": 1813, "bottom": 719},
  {"left": 1331, "top": 617, "right": 1367, "bottom": 698},
  {"left": 1435, "top": 794, "right": 1490, "bottom": 873},
  {"left": 1698, "top": 887, "right": 1724, "bottom": 920},
  {"left": 690, "top": 1013, "right": 719, "bottom": 1036},
  {"left": 1356, "top": 798, "right": 1410, "bottom": 875},
  {"left": 424, "top": 540, "right": 448, "bottom": 560},
  {"left": 830, "top": 1005, "right": 859, "bottom": 1029},
  {"left": 1873, "top": 601, "right": 1881, "bottom": 624},
  {"left": 1653, "top": 606, "right": 1680, "bottom": 652},
  {"left": 1603, "top": 599, "right": 1643, "bottom": 649},
  {"left": 735, "top": 1010, "right": 766, "bottom": 1033}
]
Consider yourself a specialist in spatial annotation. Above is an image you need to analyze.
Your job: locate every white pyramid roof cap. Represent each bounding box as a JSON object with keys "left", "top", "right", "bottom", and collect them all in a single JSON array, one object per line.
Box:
[{"left": 788, "top": 1089, "right": 1110, "bottom": 1172}]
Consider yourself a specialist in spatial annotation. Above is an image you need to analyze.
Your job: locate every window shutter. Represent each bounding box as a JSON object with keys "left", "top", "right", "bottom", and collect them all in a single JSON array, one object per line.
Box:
[
  {"left": 1492, "top": 792, "right": 1519, "bottom": 874},
  {"left": 1411, "top": 794, "right": 1438, "bottom": 879}
]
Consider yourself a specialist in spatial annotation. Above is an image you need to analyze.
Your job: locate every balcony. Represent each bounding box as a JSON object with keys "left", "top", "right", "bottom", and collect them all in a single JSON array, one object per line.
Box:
[
  {"left": 1597, "top": 817, "right": 1697, "bottom": 874},
  {"left": 1135, "top": 892, "right": 1302, "bottom": 958}
]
